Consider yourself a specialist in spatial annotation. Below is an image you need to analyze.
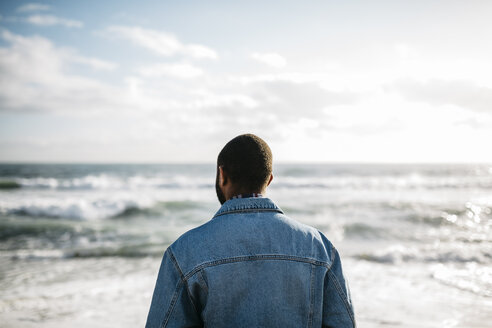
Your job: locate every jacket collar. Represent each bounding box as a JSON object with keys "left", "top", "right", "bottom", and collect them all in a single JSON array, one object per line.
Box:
[{"left": 213, "top": 197, "right": 283, "bottom": 219}]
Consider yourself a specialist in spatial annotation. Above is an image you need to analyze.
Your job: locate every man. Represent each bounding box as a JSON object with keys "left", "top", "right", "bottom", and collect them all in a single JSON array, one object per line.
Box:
[{"left": 146, "top": 134, "right": 355, "bottom": 328}]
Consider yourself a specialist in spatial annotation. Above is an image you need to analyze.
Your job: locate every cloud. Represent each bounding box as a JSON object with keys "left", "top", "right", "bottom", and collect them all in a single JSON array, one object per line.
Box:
[
  {"left": 393, "top": 43, "right": 418, "bottom": 60},
  {"left": 391, "top": 78, "right": 492, "bottom": 113},
  {"left": 106, "top": 25, "right": 218, "bottom": 59},
  {"left": 246, "top": 79, "right": 357, "bottom": 118},
  {"left": 189, "top": 91, "right": 258, "bottom": 110},
  {"left": 25, "top": 14, "right": 83, "bottom": 28},
  {"left": 251, "top": 52, "right": 287, "bottom": 68},
  {"left": 70, "top": 55, "right": 118, "bottom": 71},
  {"left": 186, "top": 78, "right": 358, "bottom": 130},
  {"left": 0, "top": 30, "right": 124, "bottom": 114},
  {"left": 0, "top": 29, "right": 357, "bottom": 158},
  {"left": 17, "top": 3, "right": 51, "bottom": 12},
  {"left": 138, "top": 62, "right": 203, "bottom": 79},
  {"left": 186, "top": 44, "right": 218, "bottom": 60}
]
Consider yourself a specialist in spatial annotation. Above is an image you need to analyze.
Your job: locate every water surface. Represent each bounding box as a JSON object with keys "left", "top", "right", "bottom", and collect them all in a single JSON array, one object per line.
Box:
[{"left": 1, "top": 163, "right": 491, "bottom": 327}]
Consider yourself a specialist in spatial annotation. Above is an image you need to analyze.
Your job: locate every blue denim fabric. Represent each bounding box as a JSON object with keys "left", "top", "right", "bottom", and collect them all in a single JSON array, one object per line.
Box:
[{"left": 146, "top": 197, "right": 355, "bottom": 328}]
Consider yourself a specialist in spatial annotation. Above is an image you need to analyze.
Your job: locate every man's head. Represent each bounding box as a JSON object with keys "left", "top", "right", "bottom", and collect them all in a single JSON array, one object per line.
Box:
[{"left": 215, "top": 134, "right": 273, "bottom": 204}]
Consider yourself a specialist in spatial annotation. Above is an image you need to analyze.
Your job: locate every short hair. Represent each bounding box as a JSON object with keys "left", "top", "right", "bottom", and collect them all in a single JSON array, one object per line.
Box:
[{"left": 217, "top": 134, "right": 272, "bottom": 192}]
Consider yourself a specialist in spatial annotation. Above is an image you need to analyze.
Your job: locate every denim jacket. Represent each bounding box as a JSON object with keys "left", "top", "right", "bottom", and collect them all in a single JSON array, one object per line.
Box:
[{"left": 146, "top": 197, "right": 355, "bottom": 328}]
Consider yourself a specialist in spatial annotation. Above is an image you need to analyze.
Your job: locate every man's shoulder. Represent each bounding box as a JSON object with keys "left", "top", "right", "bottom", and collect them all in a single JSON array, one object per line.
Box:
[
  {"left": 281, "top": 215, "right": 336, "bottom": 262},
  {"left": 167, "top": 200, "right": 336, "bottom": 274},
  {"left": 169, "top": 215, "right": 218, "bottom": 250},
  {"left": 171, "top": 207, "right": 327, "bottom": 247}
]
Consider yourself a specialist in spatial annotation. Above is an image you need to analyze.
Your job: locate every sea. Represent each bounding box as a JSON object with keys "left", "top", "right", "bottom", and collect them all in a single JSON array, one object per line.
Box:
[{"left": 0, "top": 163, "right": 491, "bottom": 327}]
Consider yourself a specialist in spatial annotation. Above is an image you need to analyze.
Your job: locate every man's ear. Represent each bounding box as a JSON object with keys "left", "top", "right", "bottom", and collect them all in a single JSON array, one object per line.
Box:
[
  {"left": 219, "top": 166, "right": 228, "bottom": 186},
  {"left": 266, "top": 173, "right": 273, "bottom": 187}
]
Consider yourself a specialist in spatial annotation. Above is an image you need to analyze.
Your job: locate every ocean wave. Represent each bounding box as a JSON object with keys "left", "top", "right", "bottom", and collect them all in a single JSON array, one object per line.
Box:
[
  {"left": 64, "top": 244, "right": 165, "bottom": 258},
  {"left": 0, "top": 220, "right": 92, "bottom": 241},
  {"left": 404, "top": 202, "right": 492, "bottom": 232},
  {"left": 343, "top": 222, "right": 389, "bottom": 239},
  {"left": 1, "top": 175, "right": 213, "bottom": 191},
  {"left": 114, "top": 200, "right": 207, "bottom": 218},
  {"left": 431, "top": 263, "right": 492, "bottom": 297},
  {"left": 0, "top": 180, "right": 22, "bottom": 189},
  {"left": 2, "top": 172, "right": 492, "bottom": 191},
  {"left": 0, "top": 219, "right": 171, "bottom": 258},
  {"left": 0, "top": 198, "right": 208, "bottom": 221},
  {"left": 346, "top": 201, "right": 491, "bottom": 230},
  {"left": 7, "top": 244, "right": 166, "bottom": 260},
  {"left": 353, "top": 244, "right": 491, "bottom": 264},
  {"left": 273, "top": 175, "right": 492, "bottom": 190},
  {"left": 4, "top": 200, "right": 136, "bottom": 220}
]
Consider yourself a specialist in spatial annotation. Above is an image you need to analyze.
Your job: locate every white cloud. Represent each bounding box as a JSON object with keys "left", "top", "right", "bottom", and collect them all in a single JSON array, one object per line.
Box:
[
  {"left": 394, "top": 43, "right": 418, "bottom": 60},
  {"left": 106, "top": 25, "right": 218, "bottom": 59},
  {"left": 186, "top": 44, "right": 218, "bottom": 60},
  {"left": 17, "top": 3, "right": 51, "bottom": 12},
  {"left": 107, "top": 26, "right": 179, "bottom": 56},
  {"left": 237, "top": 79, "right": 357, "bottom": 118},
  {"left": 391, "top": 78, "right": 492, "bottom": 113},
  {"left": 138, "top": 62, "right": 203, "bottom": 79},
  {"left": 26, "top": 14, "right": 83, "bottom": 28},
  {"left": 0, "top": 29, "right": 440, "bottom": 162},
  {"left": 70, "top": 55, "right": 118, "bottom": 71},
  {"left": 189, "top": 91, "right": 258, "bottom": 110},
  {"left": 0, "top": 30, "right": 125, "bottom": 114},
  {"left": 251, "top": 52, "right": 287, "bottom": 68}
]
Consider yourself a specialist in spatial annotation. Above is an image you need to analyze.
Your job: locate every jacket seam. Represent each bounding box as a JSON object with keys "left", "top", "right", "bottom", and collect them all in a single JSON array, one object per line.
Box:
[
  {"left": 213, "top": 208, "right": 283, "bottom": 218},
  {"left": 182, "top": 254, "right": 331, "bottom": 281},
  {"left": 307, "top": 264, "right": 315, "bottom": 328},
  {"left": 328, "top": 270, "right": 356, "bottom": 327},
  {"left": 161, "top": 249, "right": 183, "bottom": 328},
  {"left": 168, "top": 248, "right": 184, "bottom": 277},
  {"left": 197, "top": 270, "right": 208, "bottom": 294},
  {"left": 183, "top": 280, "right": 200, "bottom": 318},
  {"left": 161, "top": 279, "right": 183, "bottom": 328},
  {"left": 168, "top": 248, "right": 201, "bottom": 320}
]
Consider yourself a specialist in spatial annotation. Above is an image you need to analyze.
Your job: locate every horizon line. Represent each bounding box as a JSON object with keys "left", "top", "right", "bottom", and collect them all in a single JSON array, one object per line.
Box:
[{"left": 0, "top": 161, "right": 490, "bottom": 166}]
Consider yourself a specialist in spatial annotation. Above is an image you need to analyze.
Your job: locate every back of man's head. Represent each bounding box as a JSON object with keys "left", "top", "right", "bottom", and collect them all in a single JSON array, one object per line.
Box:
[{"left": 217, "top": 134, "right": 272, "bottom": 192}]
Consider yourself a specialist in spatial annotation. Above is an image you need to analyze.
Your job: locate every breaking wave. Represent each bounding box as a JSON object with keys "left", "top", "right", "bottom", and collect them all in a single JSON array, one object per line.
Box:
[
  {"left": 431, "top": 263, "right": 492, "bottom": 297},
  {"left": 0, "top": 175, "right": 213, "bottom": 191},
  {"left": 2, "top": 170, "right": 492, "bottom": 192},
  {"left": 353, "top": 244, "right": 492, "bottom": 265},
  {"left": 1, "top": 199, "right": 208, "bottom": 221},
  {"left": 0, "top": 180, "right": 22, "bottom": 189}
]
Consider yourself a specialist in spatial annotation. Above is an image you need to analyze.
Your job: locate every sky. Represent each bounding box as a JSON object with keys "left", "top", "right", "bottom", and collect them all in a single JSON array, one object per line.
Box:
[{"left": 0, "top": 0, "right": 491, "bottom": 163}]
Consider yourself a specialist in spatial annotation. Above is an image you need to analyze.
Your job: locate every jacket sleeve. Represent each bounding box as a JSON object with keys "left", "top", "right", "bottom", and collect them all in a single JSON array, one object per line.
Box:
[
  {"left": 145, "top": 248, "right": 202, "bottom": 328},
  {"left": 322, "top": 246, "right": 356, "bottom": 328}
]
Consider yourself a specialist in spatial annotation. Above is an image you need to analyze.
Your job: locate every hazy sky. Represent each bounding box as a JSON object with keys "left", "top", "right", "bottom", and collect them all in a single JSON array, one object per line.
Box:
[{"left": 0, "top": 0, "right": 491, "bottom": 163}]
